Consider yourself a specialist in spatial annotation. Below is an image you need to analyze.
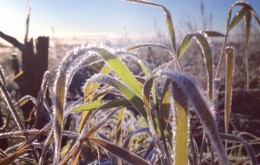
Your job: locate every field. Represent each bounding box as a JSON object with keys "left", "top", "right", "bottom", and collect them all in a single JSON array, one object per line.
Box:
[{"left": 0, "top": 1, "right": 260, "bottom": 165}]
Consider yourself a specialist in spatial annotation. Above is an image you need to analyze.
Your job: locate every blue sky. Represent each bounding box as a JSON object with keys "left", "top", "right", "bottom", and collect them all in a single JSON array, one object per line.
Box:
[{"left": 0, "top": 0, "right": 260, "bottom": 42}]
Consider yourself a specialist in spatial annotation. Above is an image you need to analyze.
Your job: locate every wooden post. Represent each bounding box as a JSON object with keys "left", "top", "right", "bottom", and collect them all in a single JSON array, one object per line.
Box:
[
  {"left": 19, "top": 37, "right": 50, "bottom": 128},
  {"left": 35, "top": 36, "right": 49, "bottom": 93}
]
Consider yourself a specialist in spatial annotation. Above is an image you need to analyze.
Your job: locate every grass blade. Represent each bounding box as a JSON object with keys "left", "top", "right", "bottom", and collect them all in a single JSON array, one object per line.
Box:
[
  {"left": 224, "top": 47, "right": 234, "bottom": 134},
  {"left": 245, "top": 12, "right": 251, "bottom": 91},
  {"left": 161, "top": 71, "right": 228, "bottom": 165},
  {"left": 78, "top": 64, "right": 111, "bottom": 133},
  {"left": 94, "top": 48, "right": 143, "bottom": 98},
  {"left": 89, "top": 137, "right": 150, "bottom": 165},
  {"left": 228, "top": 7, "right": 249, "bottom": 31},
  {"left": 0, "top": 75, "right": 24, "bottom": 130},
  {"left": 53, "top": 72, "right": 66, "bottom": 164},
  {"left": 170, "top": 81, "right": 189, "bottom": 165},
  {"left": 123, "top": 127, "right": 150, "bottom": 149},
  {"left": 177, "top": 33, "right": 213, "bottom": 99},
  {"left": 220, "top": 133, "right": 258, "bottom": 165},
  {"left": 88, "top": 74, "right": 147, "bottom": 119},
  {"left": 71, "top": 100, "right": 106, "bottom": 112},
  {"left": 202, "top": 30, "right": 226, "bottom": 37},
  {"left": 71, "top": 109, "right": 118, "bottom": 165},
  {"left": 0, "top": 123, "right": 51, "bottom": 165},
  {"left": 124, "top": 0, "right": 176, "bottom": 52}
]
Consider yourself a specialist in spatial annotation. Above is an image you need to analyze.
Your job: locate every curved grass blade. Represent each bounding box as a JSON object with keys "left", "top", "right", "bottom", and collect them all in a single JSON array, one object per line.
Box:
[
  {"left": 127, "top": 43, "right": 181, "bottom": 71},
  {"left": 177, "top": 33, "right": 213, "bottom": 99},
  {"left": 94, "top": 48, "right": 143, "bottom": 98},
  {"left": 224, "top": 47, "right": 234, "bottom": 134},
  {"left": 202, "top": 31, "right": 226, "bottom": 37},
  {"left": 160, "top": 79, "right": 172, "bottom": 155},
  {"left": 15, "top": 95, "right": 37, "bottom": 108},
  {"left": 228, "top": 7, "right": 249, "bottom": 31},
  {"left": 89, "top": 137, "right": 150, "bottom": 165},
  {"left": 124, "top": 0, "right": 176, "bottom": 52},
  {"left": 116, "top": 50, "right": 152, "bottom": 78},
  {"left": 88, "top": 74, "right": 147, "bottom": 119},
  {"left": 143, "top": 76, "right": 169, "bottom": 163},
  {"left": 220, "top": 133, "right": 258, "bottom": 165},
  {"left": 39, "top": 130, "right": 53, "bottom": 165},
  {"left": 216, "top": 1, "right": 260, "bottom": 78},
  {"left": 78, "top": 64, "right": 111, "bottom": 133},
  {"left": 227, "top": 2, "right": 260, "bottom": 31},
  {"left": 143, "top": 76, "right": 158, "bottom": 138},
  {"left": 161, "top": 71, "right": 228, "bottom": 165},
  {"left": 123, "top": 127, "right": 150, "bottom": 149}
]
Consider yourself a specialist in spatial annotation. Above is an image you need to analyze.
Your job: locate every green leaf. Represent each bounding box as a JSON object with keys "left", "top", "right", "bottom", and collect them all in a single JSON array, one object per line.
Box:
[
  {"left": 177, "top": 33, "right": 213, "bottom": 99},
  {"left": 71, "top": 101, "right": 105, "bottom": 112},
  {"left": 228, "top": 7, "right": 249, "bottom": 31},
  {"left": 78, "top": 64, "right": 111, "bottom": 133},
  {"left": 161, "top": 71, "right": 228, "bottom": 165},
  {"left": 143, "top": 76, "right": 159, "bottom": 138},
  {"left": 95, "top": 48, "right": 143, "bottom": 98},
  {"left": 71, "top": 98, "right": 131, "bottom": 113},
  {"left": 177, "top": 34, "right": 193, "bottom": 58},
  {"left": 116, "top": 108, "right": 125, "bottom": 146},
  {"left": 89, "top": 137, "right": 150, "bottom": 165},
  {"left": 88, "top": 74, "right": 147, "bottom": 119},
  {"left": 163, "top": 78, "right": 189, "bottom": 165},
  {"left": 174, "top": 102, "right": 189, "bottom": 165}
]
